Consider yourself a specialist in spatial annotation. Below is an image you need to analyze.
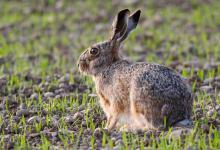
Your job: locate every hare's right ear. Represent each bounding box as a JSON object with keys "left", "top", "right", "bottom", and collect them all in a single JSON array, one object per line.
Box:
[{"left": 110, "top": 9, "right": 141, "bottom": 43}]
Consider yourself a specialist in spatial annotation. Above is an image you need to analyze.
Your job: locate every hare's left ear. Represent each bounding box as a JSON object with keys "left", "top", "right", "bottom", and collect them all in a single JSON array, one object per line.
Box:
[
  {"left": 111, "top": 9, "right": 130, "bottom": 41},
  {"left": 110, "top": 9, "right": 141, "bottom": 43}
]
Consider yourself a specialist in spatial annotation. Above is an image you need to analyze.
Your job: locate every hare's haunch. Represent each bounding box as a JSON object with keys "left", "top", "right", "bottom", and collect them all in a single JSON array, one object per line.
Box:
[{"left": 78, "top": 9, "right": 193, "bottom": 131}]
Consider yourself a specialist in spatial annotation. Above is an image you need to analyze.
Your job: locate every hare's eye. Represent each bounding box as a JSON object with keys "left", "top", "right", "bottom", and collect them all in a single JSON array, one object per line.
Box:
[{"left": 90, "top": 48, "right": 99, "bottom": 55}]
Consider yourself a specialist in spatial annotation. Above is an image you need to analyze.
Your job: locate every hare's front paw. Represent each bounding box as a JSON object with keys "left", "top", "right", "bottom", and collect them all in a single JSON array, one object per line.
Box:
[
  {"left": 105, "top": 115, "right": 119, "bottom": 131},
  {"left": 119, "top": 124, "right": 134, "bottom": 132},
  {"left": 105, "top": 116, "right": 111, "bottom": 129}
]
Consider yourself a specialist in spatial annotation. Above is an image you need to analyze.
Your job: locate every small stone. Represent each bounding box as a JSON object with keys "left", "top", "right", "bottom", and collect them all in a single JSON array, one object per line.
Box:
[
  {"left": 51, "top": 132, "right": 58, "bottom": 137},
  {"left": 28, "top": 133, "right": 40, "bottom": 138},
  {"left": 215, "top": 105, "right": 220, "bottom": 111},
  {"left": 200, "top": 85, "right": 213, "bottom": 93},
  {"left": 64, "top": 116, "right": 74, "bottom": 124},
  {"left": 73, "top": 112, "right": 83, "bottom": 120},
  {"left": 0, "top": 75, "right": 7, "bottom": 86},
  {"left": 207, "top": 109, "right": 214, "bottom": 117},
  {"left": 201, "top": 124, "right": 209, "bottom": 133},
  {"left": 45, "top": 76, "right": 51, "bottom": 82},
  {"left": 58, "top": 88, "right": 65, "bottom": 94},
  {"left": 214, "top": 82, "right": 220, "bottom": 89},
  {"left": 94, "top": 128, "right": 102, "bottom": 137},
  {"left": 115, "top": 139, "right": 124, "bottom": 146},
  {"left": 113, "top": 145, "right": 121, "bottom": 150},
  {"left": 204, "top": 63, "right": 212, "bottom": 70},
  {"left": 55, "top": 95, "right": 61, "bottom": 99},
  {"left": 27, "top": 116, "right": 41, "bottom": 124},
  {"left": 203, "top": 78, "right": 214, "bottom": 85},
  {"left": 215, "top": 76, "right": 220, "bottom": 82},
  {"left": 3, "top": 96, "right": 18, "bottom": 109},
  {"left": 217, "top": 110, "right": 220, "bottom": 116},
  {"left": 30, "top": 93, "right": 38, "bottom": 100},
  {"left": 175, "top": 119, "right": 192, "bottom": 127},
  {"left": 5, "top": 141, "right": 14, "bottom": 149},
  {"left": 82, "top": 120, "right": 87, "bottom": 127},
  {"left": 44, "top": 92, "right": 54, "bottom": 98},
  {"left": 12, "top": 116, "right": 19, "bottom": 122},
  {"left": 186, "top": 145, "right": 194, "bottom": 150},
  {"left": 19, "top": 103, "right": 26, "bottom": 109},
  {"left": 88, "top": 93, "right": 97, "bottom": 98},
  {"left": 169, "top": 128, "right": 192, "bottom": 140},
  {"left": 58, "top": 74, "right": 70, "bottom": 83},
  {"left": 16, "top": 109, "right": 30, "bottom": 117},
  {"left": 51, "top": 118, "right": 59, "bottom": 127},
  {"left": 58, "top": 83, "right": 66, "bottom": 89}
]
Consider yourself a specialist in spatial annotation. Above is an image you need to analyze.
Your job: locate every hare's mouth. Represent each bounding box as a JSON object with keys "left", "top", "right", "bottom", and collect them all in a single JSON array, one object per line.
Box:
[{"left": 78, "top": 60, "right": 89, "bottom": 73}]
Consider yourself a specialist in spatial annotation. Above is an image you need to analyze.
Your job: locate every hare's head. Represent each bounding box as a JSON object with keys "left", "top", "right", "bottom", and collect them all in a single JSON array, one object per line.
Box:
[{"left": 78, "top": 9, "right": 141, "bottom": 76}]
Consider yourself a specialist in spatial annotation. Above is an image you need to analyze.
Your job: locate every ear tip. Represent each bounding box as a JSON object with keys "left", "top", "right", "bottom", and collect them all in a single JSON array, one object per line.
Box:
[
  {"left": 135, "top": 10, "right": 141, "bottom": 16},
  {"left": 119, "top": 9, "right": 130, "bottom": 14},
  {"left": 137, "top": 10, "right": 141, "bottom": 13},
  {"left": 131, "top": 10, "right": 141, "bottom": 22}
]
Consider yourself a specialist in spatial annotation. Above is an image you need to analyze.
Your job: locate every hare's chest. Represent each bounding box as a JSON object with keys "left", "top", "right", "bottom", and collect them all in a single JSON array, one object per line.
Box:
[{"left": 97, "top": 91, "right": 111, "bottom": 117}]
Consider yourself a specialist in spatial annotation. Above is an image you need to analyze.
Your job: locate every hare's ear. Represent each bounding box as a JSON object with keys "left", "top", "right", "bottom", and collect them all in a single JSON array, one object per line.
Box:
[
  {"left": 118, "top": 10, "right": 141, "bottom": 42},
  {"left": 110, "top": 9, "right": 130, "bottom": 41}
]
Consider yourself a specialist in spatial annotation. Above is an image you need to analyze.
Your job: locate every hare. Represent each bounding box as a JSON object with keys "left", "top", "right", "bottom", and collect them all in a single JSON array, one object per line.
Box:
[{"left": 78, "top": 9, "right": 193, "bottom": 131}]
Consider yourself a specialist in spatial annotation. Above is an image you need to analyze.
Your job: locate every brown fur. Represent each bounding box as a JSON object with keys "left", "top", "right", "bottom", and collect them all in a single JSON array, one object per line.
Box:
[{"left": 78, "top": 9, "right": 193, "bottom": 131}]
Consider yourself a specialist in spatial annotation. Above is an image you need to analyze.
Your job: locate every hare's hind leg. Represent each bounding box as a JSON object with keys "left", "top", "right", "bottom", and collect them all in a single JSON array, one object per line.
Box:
[{"left": 130, "top": 100, "right": 154, "bottom": 130}]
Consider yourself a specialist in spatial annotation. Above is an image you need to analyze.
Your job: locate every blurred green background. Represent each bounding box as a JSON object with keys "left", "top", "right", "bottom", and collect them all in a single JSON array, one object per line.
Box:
[{"left": 1, "top": 0, "right": 219, "bottom": 76}]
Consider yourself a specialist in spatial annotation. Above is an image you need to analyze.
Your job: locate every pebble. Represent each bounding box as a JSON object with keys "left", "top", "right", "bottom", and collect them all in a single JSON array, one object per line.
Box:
[
  {"left": 199, "top": 85, "right": 213, "bottom": 93},
  {"left": 73, "top": 112, "right": 84, "bottom": 120},
  {"left": 215, "top": 76, "right": 220, "bottom": 82},
  {"left": 217, "top": 110, "right": 220, "bottom": 116},
  {"left": 203, "top": 78, "right": 214, "bottom": 85},
  {"left": 169, "top": 128, "right": 192, "bottom": 140},
  {"left": 64, "top": 116, "right": 74, "bottom": 124},
  {"left": 214, "top": 82, "right": 220, "bottom": 89},
  {"left": 201, "top": 124, "right": 209, "bottom": 133},
  {"left": 16, "top": 109, "right": 30, "bottom": 117},
  {"left": 215, "top": 105, "right": 220, "bottom": 111},
  {"left": 58, "top": 83, "right": 66, "bottom": 89},
  {"left": 207, "top": 109, "right": 214, "bottom": 117},
  {"left": 28, "top": 133, "right": 41, "bottom": 138},
  {"left": 44, "top": 92, "right": 54, "bottom": 98},
  {"left": 88, "top": 93, "right": 98, "bottom": 98},
  {"left": 58, "top": 88, "right": 65, "bottom": 94},
  {"left": 27, "top": 116, "right": 41, "bottom": 124},
  {"left": 19, "top": 103, "right": 26, "bottom": 109},
  {"left": 115, "top": 139, "right": 124, "bottom": 146},
  {"left": 12, "top": 116, "right": 19, "bottom": 122},
  {"left": 51, "top": 118, "right": 59, "bottom": 127},
  {"left": 58, "top": 74, "right": 70, "bottom": 83},
  {"left": 94, "top": 128, "right": 102, "bottom": 137},
  {"left": 0, "top": 75, "right": 7, "bottom": 86},
  {"left": 175, "top": 119, "right": 192, "bottom": 127},
  {"left": 3, "top": 96, "right": 18, "bottom": 108},
  {"left": 30, "top": 93, "right": 38, "bottom": 100},
  {"left": 5, "top": 141, "right": 14, "bottom": 149},
  {"left": 55, "top": 95, "right": 61, "bottom": 99}
]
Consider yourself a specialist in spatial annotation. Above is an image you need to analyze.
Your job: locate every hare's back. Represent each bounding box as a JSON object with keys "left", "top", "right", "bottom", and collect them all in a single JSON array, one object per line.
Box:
[{"left": 129, "top": 63, "right": 191, "bottom": 102}]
